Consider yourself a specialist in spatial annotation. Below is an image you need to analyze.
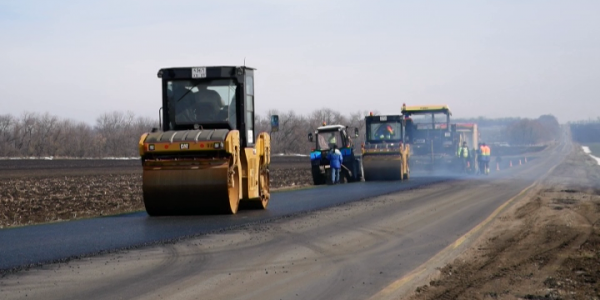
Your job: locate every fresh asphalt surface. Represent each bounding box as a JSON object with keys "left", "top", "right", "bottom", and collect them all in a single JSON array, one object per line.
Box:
[
  {"left": 0, "top": 137, "right": 570, "bottom": 277},
  {"left": 0, "top": 174, "right": 449, "bottom": 272}
]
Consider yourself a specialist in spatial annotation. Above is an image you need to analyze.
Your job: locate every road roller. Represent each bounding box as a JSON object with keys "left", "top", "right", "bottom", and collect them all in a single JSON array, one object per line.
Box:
[
  {"left": 362, "top": 113, "right": 410, "bottom": 181},
  {"left": 138, "top": 66, "right": 271, "bottom": 215}
]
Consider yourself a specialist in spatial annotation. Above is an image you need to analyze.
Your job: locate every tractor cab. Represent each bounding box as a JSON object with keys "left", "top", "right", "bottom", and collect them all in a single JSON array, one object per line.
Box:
[
  {"left": 309, "top": 125, "right": 355, "bottom": 151},
  {"left": 309, "top": 125, "right": 357, "bottom": 164},
  {"left": 156, "top": 66, "right": 256, "bottom": 147}
]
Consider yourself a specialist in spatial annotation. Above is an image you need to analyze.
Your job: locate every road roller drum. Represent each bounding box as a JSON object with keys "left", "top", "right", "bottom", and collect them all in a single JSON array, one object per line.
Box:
[{"left": 362, "top": 154, "right": 405, "bottom": 181}]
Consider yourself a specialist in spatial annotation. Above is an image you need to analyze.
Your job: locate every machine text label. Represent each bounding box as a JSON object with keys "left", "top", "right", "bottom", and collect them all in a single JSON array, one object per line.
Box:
[{"left": 191, "top": 67, "right": 207, "bottom": 78}]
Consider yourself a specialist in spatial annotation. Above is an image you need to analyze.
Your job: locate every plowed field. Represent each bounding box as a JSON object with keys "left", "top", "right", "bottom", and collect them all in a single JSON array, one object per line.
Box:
[{"left": 0, "top": 156, "right": 312, "bottom": 228}]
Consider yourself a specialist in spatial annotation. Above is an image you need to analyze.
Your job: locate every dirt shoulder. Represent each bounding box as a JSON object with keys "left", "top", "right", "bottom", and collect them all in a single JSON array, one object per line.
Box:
[{"left": 404, "top": 145, "right": 600, "bottom": 300}]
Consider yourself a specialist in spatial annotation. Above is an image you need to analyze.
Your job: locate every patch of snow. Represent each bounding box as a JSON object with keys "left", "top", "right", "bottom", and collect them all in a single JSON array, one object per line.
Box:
[
  {"left": 582, "top": 146, "right": 600, "bottom": 165},
  {"left": 274, "top": 153, "right": 308, "bottom": 157},
  {"left": 582, "top": 146, "right": 591, "bottom": 154}
]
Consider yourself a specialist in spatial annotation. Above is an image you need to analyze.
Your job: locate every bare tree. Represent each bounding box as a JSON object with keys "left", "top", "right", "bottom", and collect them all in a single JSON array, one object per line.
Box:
[
  {"left": 0, "top": 115, "right": 15, "bottom": 156},
  {"left": 268, "top": 110, "right": 311, "bottom": 154},
  {"left": 29, "top": 113, "right": 59, "bottom": 157}
]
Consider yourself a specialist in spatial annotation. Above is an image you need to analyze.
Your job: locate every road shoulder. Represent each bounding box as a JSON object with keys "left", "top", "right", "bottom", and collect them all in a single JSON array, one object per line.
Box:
[{"left": 402, "top": 145, "right": 600, "bottom": 299}]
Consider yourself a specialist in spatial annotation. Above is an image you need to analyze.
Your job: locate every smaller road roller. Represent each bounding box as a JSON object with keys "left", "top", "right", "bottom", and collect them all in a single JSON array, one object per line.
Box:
[
  {"left": 362, "top": 113, "right": 410, "bottom": 181},
  {"left": 138, "top": 66, "right": 270, "bottom": 215}
]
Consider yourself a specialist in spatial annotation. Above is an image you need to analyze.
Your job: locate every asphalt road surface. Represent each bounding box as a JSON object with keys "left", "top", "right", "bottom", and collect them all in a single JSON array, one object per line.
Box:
[{"left": 0, "top": 137, "right": 571, "bottom": 300}]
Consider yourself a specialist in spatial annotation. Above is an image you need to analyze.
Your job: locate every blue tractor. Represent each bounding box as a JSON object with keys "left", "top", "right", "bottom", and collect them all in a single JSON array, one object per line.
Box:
[{"left": 308, "top": 124, "right": 363, "bottom": 185}]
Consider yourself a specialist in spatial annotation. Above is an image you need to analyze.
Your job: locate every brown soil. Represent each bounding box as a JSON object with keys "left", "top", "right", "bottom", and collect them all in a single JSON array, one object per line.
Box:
[
  {"left": 0, "top": 157, "right": 313, "bottom": 228},
  {"left": 405, "top": 147, "right": 600, "bottom": 300}
]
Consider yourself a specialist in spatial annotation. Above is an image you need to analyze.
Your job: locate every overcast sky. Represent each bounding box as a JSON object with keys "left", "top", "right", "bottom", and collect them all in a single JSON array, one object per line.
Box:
[{"left": 1, "top": 0, "right": 598, "bottom": 124}]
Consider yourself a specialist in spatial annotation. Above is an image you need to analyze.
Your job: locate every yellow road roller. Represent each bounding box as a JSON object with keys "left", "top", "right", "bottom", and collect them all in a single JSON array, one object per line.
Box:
[
  {"left": 362, "top": 113, "right": 410, "bottom": 181},
  {"left": 138, "top": 66, "right": 271, "bottom": 215}
]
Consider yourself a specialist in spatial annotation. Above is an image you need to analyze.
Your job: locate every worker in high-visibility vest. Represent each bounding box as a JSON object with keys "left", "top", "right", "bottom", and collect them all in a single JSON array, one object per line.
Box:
[
  {"left": 482, "top": 143, "right": 491, "bottom": 175},
  {"left": 476, "top": 143, "right": 484, "bottom": 175},
  {"left": 457, "top": 141, "right": 470, "bottom": 173}
]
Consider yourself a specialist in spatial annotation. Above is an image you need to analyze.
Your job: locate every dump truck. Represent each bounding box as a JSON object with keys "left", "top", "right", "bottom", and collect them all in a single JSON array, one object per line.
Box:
[
  {"left": 308, "top": 124, "right": 363, "bottom": 185},
  {"left": 362, "top": 113, "right": 410, "bottom": 181},
  {"left": 402, "top": 104, "right": 459, "bottom": 170},
  {"left": 138, "top": 66, "right": 271, "bottom": 215}
]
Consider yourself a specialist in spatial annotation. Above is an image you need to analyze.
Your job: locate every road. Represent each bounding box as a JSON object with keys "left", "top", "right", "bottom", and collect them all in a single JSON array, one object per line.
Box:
[{"left": 0, "top": 138, "right": 570, "bottom": 300}]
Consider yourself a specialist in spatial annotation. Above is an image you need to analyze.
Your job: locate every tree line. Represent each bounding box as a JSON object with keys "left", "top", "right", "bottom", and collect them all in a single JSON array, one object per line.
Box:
[
  {"left": 502, "top": 115, "right": 561, "bottom": 145},
  {"left": 0, "top": 109, "right": 368, "bottom": 157},
  {"left": 453, "top": 116, "right": 523, "bottom": 128},
  {"left": 570, "top": 120, "right": 600, "bottom": 143},
  {"left": 0, "top": 110, "right": 562, "bottom": 158},
  {"left": 0, "top": 112, "right": 156, "bottom": 158}
]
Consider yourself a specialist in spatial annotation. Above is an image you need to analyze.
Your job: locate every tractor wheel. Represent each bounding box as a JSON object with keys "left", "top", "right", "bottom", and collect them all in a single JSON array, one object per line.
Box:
[{"left": 311, "top": 166, "right": 325, "bottom": 185}]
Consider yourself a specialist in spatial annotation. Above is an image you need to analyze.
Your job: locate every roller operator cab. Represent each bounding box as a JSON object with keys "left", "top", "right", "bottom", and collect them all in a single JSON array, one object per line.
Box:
[
  {"left": 362, "top": 114, "right": 410, "bottom": 181},
  {"left": 139, "top": 66, "right": 271, "bottom": 216},
  {"left": 308, "top": 125, "right": 363, "bottom": 185}
]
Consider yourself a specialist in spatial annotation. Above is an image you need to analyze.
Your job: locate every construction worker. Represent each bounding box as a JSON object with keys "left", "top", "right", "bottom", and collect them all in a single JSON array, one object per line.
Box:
[
  {"left": 482, "top": 143, "right": 491, "bottom": 174},
  {"left": 470, "top": 145, "right": 478, "bottom": 174},
  {"left": 458, "top": 141, "right": 469, "bottom": 173},
  {"left": 476, "top": 143, "right": 484, "bottom": 175},
  {"left": 377, "top": 125, "right": 394, "bottom": 140},
  {"left": 326, "top": 144, "right": 343, "bottom": 184},
  {"left": 328, "top": 132, "right": 337, "bottom": 149}
]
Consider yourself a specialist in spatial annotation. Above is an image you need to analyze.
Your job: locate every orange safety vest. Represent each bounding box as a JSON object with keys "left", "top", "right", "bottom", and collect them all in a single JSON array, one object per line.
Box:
[{"left": 482, "top": 146, "right": 491, "bottom": 156}]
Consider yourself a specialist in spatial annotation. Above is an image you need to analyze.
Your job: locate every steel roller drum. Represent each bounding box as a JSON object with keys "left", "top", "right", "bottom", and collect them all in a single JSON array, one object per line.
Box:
[
  {"left": 142, "top": 159, "right": 240, "bottom": 215},
  {"left": 362, "top": 155, "right": 403, "bottom": 181}
]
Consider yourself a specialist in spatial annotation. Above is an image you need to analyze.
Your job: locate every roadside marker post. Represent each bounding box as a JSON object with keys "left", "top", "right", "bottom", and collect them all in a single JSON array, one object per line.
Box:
[
  {"left": 510, "top": 161, "right": 513, "bottom": 168},
  {"left": 497, "top": 162, "right": 500, "bottom": 171},
  {"left": 519, "top": 159, "right": 522, "bottom": 165}
]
